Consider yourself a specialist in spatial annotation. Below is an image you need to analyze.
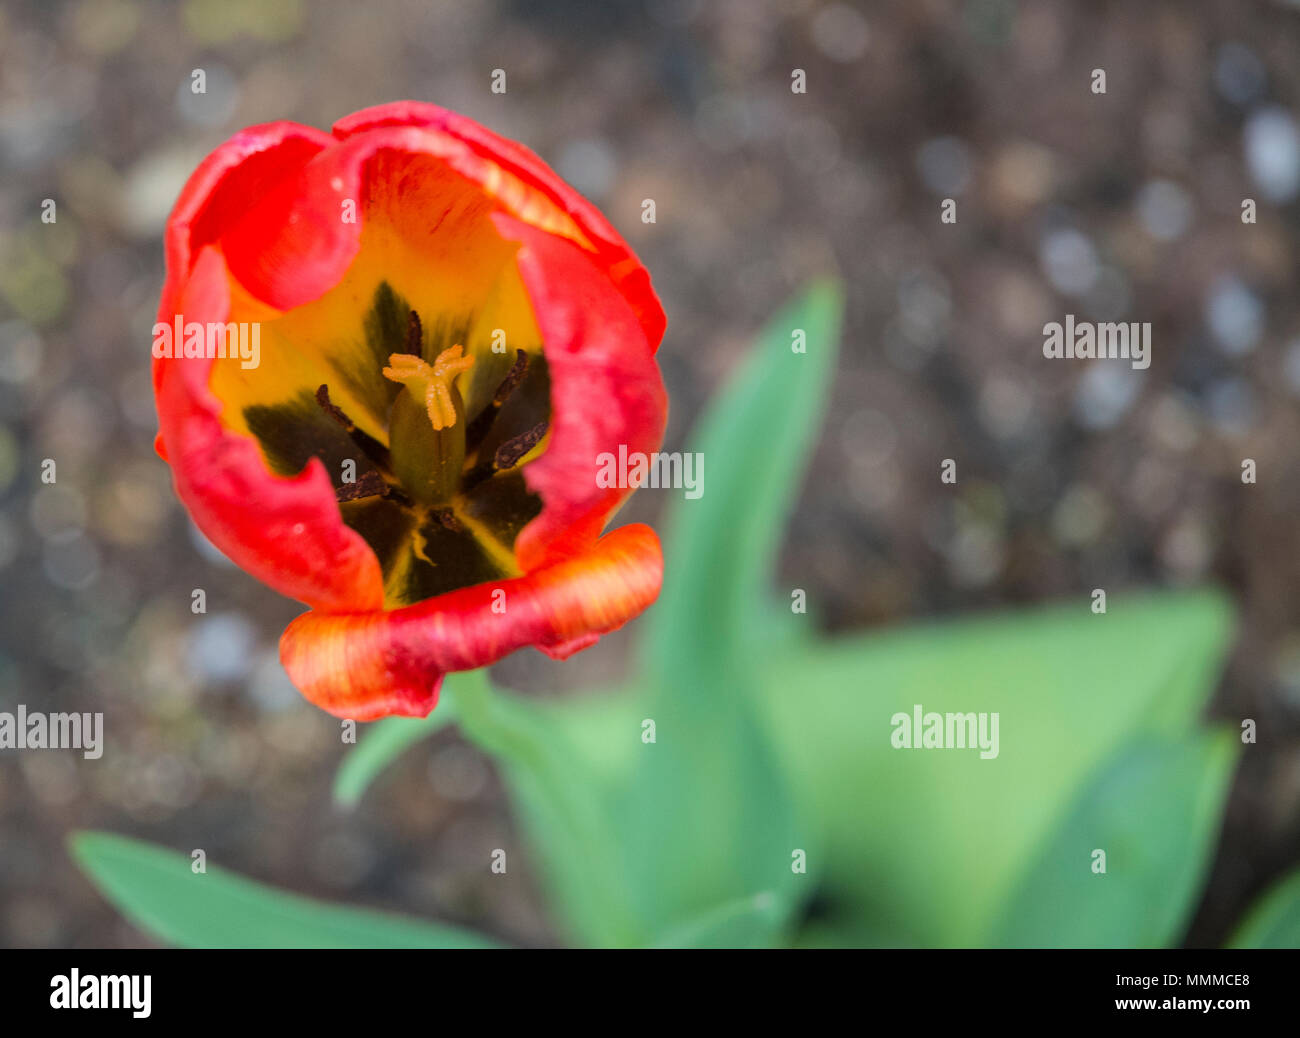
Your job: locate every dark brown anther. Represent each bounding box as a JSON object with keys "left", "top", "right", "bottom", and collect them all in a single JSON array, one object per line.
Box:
[
  {"left": 335, "top": 471, "right": 388, "bottom": 503},
  {"left": 465, "top": 350, "right": 531, "bottom": 452},
  {"left": 493, "top": 349, "right": 529, "bottom": 405},
  {"left": 315, "top": 383, "right": 351, "bottom": 427},
  {"left": 406, "top": 310, "right": 423, "bottom": 356},
  {"left": 494, "top": 419, "right": 548, "bottom": 471},
  {"left": 316, "top": 384, "right": 392, "bottom": 472},
  {"left": 429, "top": 506, "right": 465, "bottom": 533},
  {"left": 334, "top": 471, "right": 413, "bottom": 507}
]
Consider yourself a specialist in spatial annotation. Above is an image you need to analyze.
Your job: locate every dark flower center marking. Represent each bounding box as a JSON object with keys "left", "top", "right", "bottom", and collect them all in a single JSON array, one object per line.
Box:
[{"left": 241, "top": 282, "right": 550, "bottom": 608}]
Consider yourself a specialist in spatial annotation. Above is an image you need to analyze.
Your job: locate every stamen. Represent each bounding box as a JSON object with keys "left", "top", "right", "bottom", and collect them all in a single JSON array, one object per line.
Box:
[
  {"left": 315, "top": 384, "right": 392, "bottom": 472},
  {"left": 428, "top": 506, "right": 465, "bottom": 533},
  {"left": 461, "top": 414, "right": 550, "bottom": 492},
  {"left": 493, "top": 349, "right": 529, "bottom": 405},
  {"left": 334, "top": 471, "right": 412, "bottom": 506},
  {"left": 406, "top": 310, "right": 423, "bottom": 355},
  {"left": 335, "top": 471, "right": 387, "bottom": 502},
  {"left": 383, "top": 346, "right": 476, "bottom": 431},
  {"left": 494, "top": 420, "right": 549, "bottom": 471},
  {"left": 465, "top": 349, "right": 529, "bottom": 452}
]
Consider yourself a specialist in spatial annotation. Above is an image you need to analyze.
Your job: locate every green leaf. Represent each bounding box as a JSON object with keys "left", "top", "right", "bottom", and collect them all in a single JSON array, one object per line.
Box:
[
  {"left": 602, "top": 284, "right": 843, "bottom": 941},
  {"left": 1228, "top": 869, "right": 1300, "bottom": 948},
  {"left": 611, "top": 692, "right": 810, "bottom": 946},
  {"left": 333, "top": 696, "right": 457, "bottom": 808},
  {"left": 481, "top": 676, "right": 808, "bottom": 948},
  {"left": 988, "top": 732, "right": 1238, "bottom": 947},
  {"left": 642, "top": 278, "right": 843, "bottom": 684},
  {"left": 69, "top": 831, "right": 501, "bottom": 949},
  {"left": 757, "top": 588, "right": 1236, "bottom": 946},
  {"left": 445, "top": 671, "right": 641, "bottom": 947},
  {"left": 452, "top": 284, "right": 844, "bottom": 947},
  {"left": 646, "top": 891, "right": 786, "bottom": 948}
]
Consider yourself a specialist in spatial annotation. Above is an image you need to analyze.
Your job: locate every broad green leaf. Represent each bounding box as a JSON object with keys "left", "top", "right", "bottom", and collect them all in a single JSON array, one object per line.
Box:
[
  {"left": 333, "top": 695, "right": 457, "bottom": 808},
  {"left": 642, "top": 278, "right": 843, "bottom": 685},
  {"left": 459, "top": 285, "right": 843, "bottom": 946},
  {"left": 69, "top": 831, "right": 501, "bottom": 948},
  {"left": 988, "top": 732, "right": 1238, "bottom": 947},
  {"left": 1228, "top": 869, "right": 1300, "bottom": 948},
  {"left": 494, "top": 676, "right": 808, "bottom": 947},
  {"left": 646, "top": 891, "right": 786, "bottom": 948},
  {"left": 757, "top": 588, "right": 1235, "bottom": 946},
  {"left": 613, "top": 689, "right": 810, "bottom": 945},
  {"left": 605, "top": 284, "right": 842, "bottom": 941}
]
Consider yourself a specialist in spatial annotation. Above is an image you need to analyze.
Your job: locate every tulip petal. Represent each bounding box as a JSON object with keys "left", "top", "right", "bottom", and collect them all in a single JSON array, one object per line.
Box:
[
  {"left": 333, "top": 101, "right": 666, "bottom": 351},
  {"left": 160, "top": 121, "right": 333, "bottom": 326},
  {"left": 279, "top": 523, "right": 663, "bottom": 719},
  {"left": 493, "top": 213, "right": 668, "bottom": 572},
  {"left": 155, "top": 247, "right": 386, "bottom": 612},
  {"left": 156, "top": 106, "right": 670, "bottom": 717}
]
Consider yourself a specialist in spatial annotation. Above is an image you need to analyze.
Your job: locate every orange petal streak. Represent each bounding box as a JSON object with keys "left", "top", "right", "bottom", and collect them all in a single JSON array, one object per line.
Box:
[{"left": 279, "top": 523, "right": 663, "bottom": 719}]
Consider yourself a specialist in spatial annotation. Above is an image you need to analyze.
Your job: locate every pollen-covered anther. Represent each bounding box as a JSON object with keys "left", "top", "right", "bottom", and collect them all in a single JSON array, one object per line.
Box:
[{"left": 382, "top": 346, "right": 476, "bottom": 431}]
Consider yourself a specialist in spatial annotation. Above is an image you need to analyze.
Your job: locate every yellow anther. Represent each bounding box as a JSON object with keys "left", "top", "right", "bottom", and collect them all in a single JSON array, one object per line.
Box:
[{"left": 382, "top": 345, "right": 475, "bottom": 431}]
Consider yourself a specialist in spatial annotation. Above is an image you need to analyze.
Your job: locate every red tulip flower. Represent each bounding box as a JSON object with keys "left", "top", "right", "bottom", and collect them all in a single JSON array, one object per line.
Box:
[{"left": 153, "top": 102, "right": 667, "bottom": 719}]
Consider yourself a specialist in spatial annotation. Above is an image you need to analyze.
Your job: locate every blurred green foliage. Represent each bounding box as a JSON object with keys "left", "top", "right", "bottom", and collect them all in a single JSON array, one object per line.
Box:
[
  {"left": 1229, "top": 869, "right": 1300, "bottom": 948},
  {"left": 69, "top": 831, "right": 498, "bottom": 948},
  {"left": 72, "top": 282, "right": 1281, "bottom": 948},
  {"left": 333, "top": 696, "right": 458, "bottom": 809}
]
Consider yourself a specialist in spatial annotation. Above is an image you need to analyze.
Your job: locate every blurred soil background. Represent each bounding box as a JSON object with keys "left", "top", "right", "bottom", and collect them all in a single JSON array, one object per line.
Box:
[{"left": 0, "top": 0, "right": 1298, "bottom": 947}]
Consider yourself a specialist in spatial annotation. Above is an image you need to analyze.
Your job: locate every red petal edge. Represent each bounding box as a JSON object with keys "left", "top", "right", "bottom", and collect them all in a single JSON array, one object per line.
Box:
[
  {"left": 279, "top": 523, "right": 663, "bottom": 719},
  {"left": 333, "top": 101, "right": 667, "bottom": 352}
]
